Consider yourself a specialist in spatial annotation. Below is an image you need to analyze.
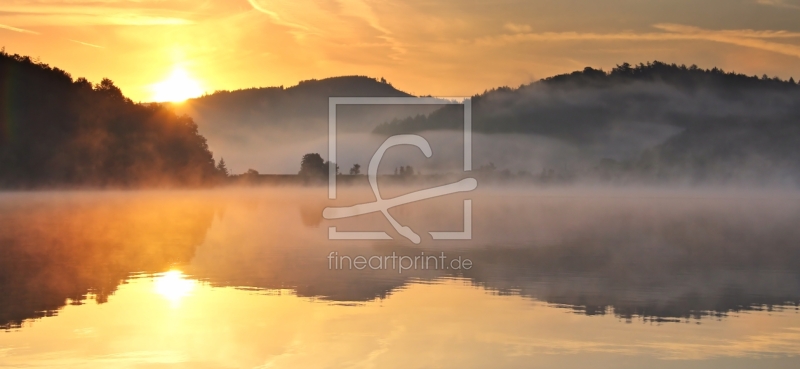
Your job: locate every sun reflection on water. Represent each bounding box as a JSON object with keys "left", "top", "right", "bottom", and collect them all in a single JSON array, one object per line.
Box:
[{"left": 153, "top": 270, "right": 196, "bottom": 306}]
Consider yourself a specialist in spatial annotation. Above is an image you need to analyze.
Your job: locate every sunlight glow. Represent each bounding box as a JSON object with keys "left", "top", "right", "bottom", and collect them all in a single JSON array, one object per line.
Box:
[
  {"left": 154, "top": 270, "right": 196, "bottom": 305},
  {"left": 151, "top": 68, "right": 204, "bottom": 102}
]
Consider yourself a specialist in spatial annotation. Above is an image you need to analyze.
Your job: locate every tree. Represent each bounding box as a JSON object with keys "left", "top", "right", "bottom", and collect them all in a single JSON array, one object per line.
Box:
[
  {"left": 349, "top": 163, "right": 361, "bottom": 175},
  {"left": 0, "top": 51, "right": 219, "bottom": 187},
  {"left": 324, "top": 160, "right": 340, "bottom": 175},
  {"left": 216, "top": 158, "right": 230, "bottom": 176},
  {"left": 299, "top": 153, "right": 326, "bottom": 177},
  {"left": 245, "top": 169, "right": 259, "bottom": 176},
  {"left": 613, "top": 62, "right": 632, "bottom": 75},
  {"left": 94, "top": 78, "right": 124, "bottom": 100}
]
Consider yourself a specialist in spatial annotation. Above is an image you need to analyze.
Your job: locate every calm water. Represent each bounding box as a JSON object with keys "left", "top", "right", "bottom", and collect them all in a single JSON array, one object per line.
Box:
[{"left": 1, "top": 188, "right": 800, "bottom": 368}]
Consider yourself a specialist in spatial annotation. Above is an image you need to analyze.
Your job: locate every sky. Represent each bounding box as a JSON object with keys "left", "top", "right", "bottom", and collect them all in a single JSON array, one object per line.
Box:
[{"left": 1, "top": 0, "right": 799, "bottom": 102}]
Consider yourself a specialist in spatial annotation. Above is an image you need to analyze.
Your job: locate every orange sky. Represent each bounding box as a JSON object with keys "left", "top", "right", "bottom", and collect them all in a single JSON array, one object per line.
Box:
[{"left": 1, "top": 0, "right": 799, "bottom": 102}]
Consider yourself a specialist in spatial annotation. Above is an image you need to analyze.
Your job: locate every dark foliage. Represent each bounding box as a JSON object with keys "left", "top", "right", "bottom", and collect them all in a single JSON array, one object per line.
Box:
[
  {"left": 376, "top": 61, "right": 800, "bottom": 139},
  {"left": 375, "top": 61, "right": 800, "bottom": 183},
  {"left": 298, "top": 153, "right": 326, "bottom": 177},
  {"left": 0, "top": 51, "right": 220, "bottom": 187},
  {"left": 299, "top": 153, "right": 339, "bottom": 178}
]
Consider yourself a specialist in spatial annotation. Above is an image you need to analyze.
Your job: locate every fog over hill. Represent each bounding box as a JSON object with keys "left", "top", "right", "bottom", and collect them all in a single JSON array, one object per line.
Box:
[
  {"left": 180, "top": 62, "right": 800, "bottom": 184},
  {"left": 2, "top": 51, "right": 799, "bottom": 185},
  {"left": 173, "top": 76, "right": 442, "bottom": 174},
  {"left": 375, "top": 62, "right": 800, "bottom": 184}
]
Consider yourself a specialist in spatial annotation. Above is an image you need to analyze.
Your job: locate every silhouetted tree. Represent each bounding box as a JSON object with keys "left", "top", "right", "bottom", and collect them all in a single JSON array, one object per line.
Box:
[
  {"left": 325, "top": 160, "right": 340, "bottom": 175},
  {"left": 0, "top": 51, "right": 219, "bottom": 187},
  {"left": 394, "top": 165, "right": 414, "bottom": 177},
  {"left": 349, "top": 163, "right": 361, "bottom": 175},
  {"left": 216, "top": 158, "right": 230, "bottom": 177},
  {"left": 299, "top": 153, "right": 326, "bottom": 177}
]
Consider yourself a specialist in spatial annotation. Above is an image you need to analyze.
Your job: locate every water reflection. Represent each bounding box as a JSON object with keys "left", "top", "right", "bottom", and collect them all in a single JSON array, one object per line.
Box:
[
  {"left": 1, "top": 275, "right": 799, "bottom": 368},
  {"left": 153, "top": 271, "right": 196, "bottom": 306},
  {"left": 1, "top": 188, "right": 800, "bottom": 367},
  {"left": 0, "top": 189, "right": 800, "bottom": 367},
  {"left": 2, "top": 189, "right": 800, "bottom": 328},
  {"left": 0, "top": 191, "right": 216, "bottom": 329},
  {"left": 189, "top": 189, "right": 800, "bottom": 321}
]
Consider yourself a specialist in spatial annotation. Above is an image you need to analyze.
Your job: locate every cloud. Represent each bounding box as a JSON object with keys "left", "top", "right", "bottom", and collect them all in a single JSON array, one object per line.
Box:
[
  {"left": 654, "top": 23, "right": 800, "bottom": 58},
  {"left": 338, "top": 0, "right": 392, "bottom": 35},
  {"left": 0, "top": 2, "right": 195, "bottom": 26},
  {"left": 653, "top": 23, "right": 800, "bottom": 39},
  {"left": 475, "top": 23, "right": 800, "bottom": 59},
  {"left": 247, "top": 0, "right": 405, "bottom": 58},
  {"left": 756, "top": 0, "right": 800, "bottom": 10},
  {"left": 337, "top": 0, "right": 405, "bottom": 56},
  {"left": 248, "top": 0, "right": 393, "bottom": 34},
  {"left": 246, "top": 0, "right": 315, "bottom": 34},
  {"left": 69, "top": 39, "right": 103, "bottom": 48},
  {"left": 0, "top": 23, "right": 38, "bottom": 34},
  {"left": 504, "top": 23, "right": 531, "bottom": 33}
]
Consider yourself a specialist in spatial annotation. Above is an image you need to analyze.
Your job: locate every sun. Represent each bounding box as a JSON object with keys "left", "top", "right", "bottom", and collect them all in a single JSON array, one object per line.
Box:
[{"left": 151, "top": 67, "right": 204, "bottom": 102}]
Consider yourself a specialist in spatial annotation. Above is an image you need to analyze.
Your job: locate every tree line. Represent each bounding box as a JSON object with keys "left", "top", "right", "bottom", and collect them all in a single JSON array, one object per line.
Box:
[{"left": 0, "top": 50, "right": 226, "bottom": 187}]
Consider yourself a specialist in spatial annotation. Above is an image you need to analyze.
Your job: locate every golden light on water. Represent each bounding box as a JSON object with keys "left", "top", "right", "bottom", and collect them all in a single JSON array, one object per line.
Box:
[
  {"left": 0, "top": 191, "right": 800, "bottom": 367},
  {"left": 150, "top": 68, "right": 204, "bottom": 103},
  {"left": 154, "top": 270, "right": 196, "bottom": 305}
]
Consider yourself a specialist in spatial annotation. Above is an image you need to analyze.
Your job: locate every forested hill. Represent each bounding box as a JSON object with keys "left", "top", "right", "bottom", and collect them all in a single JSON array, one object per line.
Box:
[
  {"left": 175, "top": 75, "right": 417, "bottom": 132},
  {"left": 0, "top": 51, "right": 221, "bottom": 188},
  {"left": 171, "top": 76, "right": 441, "bottom": 174},
  {"left": 187, "top": 75, "right": 411, "bottom": 112},
  {"left": 375, "top": 61, "right": 800, "bottom": 140},
  {"left": 374, "top": 62, "right": 800, "bottom": 183}
]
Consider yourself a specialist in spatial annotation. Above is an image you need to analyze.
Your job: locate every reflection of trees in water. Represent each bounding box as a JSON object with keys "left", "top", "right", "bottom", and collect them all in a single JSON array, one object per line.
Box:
[
  {"left": 282, "top": 196, "right": 800, "bottom": 322},
  {"left": 460, "top": 245, "right": 800, "bottom": 322},
  {"left": 0, "top": 194, "right": 217, "bottom": 329},
  {"left": 457, "top": 205, "right": 800, "bottom": 322},
  {"left": 4, "top": 192, "right": 800, "bottom": 328}
]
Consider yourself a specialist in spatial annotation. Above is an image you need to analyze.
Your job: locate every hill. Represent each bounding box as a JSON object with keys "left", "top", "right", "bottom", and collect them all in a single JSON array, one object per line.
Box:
[
  {"left": 174, "top": 76, "right": 441, "bottom": 173},
  {"left": 176, "top": 75, "right": 431, "bottom": 136},
  {"left": 374, "top": 62, "right": 800, "bottom": 183},
  {"left": 0, "top": 51, "right": 221, "bottom": 188}
]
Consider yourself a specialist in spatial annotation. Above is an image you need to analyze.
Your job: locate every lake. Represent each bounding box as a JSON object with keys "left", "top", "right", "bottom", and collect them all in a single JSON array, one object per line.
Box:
[{"left": 1, "top": 188, "right": 799, "bottom": 368}]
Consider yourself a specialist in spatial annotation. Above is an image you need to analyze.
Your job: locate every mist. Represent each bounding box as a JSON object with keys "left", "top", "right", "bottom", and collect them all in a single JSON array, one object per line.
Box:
[
  {"left": 185, "top": 64, "right": 800, "bottom": 187},
  {"left": 2, "top": 186, "right": 799, "bottom": 328}
]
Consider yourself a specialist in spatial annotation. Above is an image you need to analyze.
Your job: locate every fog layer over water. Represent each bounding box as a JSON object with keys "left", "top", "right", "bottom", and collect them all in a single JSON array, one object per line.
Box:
[{"left": 1, "top": 187, "right": 799, "bottom": 368}]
